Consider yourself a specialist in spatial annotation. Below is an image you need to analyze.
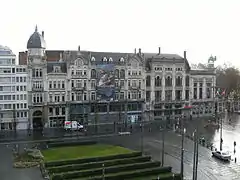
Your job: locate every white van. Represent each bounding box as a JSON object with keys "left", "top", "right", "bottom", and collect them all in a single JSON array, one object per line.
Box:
[{"left": 64, "top": 121, "right": 84, "bottom": 131}]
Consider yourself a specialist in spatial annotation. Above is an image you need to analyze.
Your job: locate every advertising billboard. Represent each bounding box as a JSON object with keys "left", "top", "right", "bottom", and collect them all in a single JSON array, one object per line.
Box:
[{"left": 96, "top": 64, "right": 115, "bottom": 100}]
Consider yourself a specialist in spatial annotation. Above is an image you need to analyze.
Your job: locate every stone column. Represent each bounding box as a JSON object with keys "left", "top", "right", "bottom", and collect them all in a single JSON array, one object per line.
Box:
[
  {"left": 151, "top": 75, "right": 155, "bottom": 101},
  {"left": 182, "top": 75, "right": 186, "bottom": 100},
  {"left": 203, "top": 78, "right": 206, "bottom": 99},
  {"left": 197, "top": 83, "right": 199, "bottom": 99},
  {"left": 172, "top": 76, "right": 175, "bottom": 100},
  {"left": 162, "top": 76, "right": 165, "bottom": 101}
]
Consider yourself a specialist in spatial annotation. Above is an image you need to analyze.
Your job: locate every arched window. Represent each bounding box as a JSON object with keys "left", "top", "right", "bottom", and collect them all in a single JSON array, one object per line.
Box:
[
  {"left": 176, "top": 76, "right": 182, "bottom": 86},
  {"left": 185, "top": 76, "right": 189, "bottom": 86},
  {"left": 155, "top": 76, "right": 161, "bottom": 87},
  {"left": 115, "top": 69, "right": 119, "bottom": 78},
  {"left": 109, "top": 57, "right": 113, "bottom": 62},
  {"left": 91, "top": 69, "right": 96, "bottom": 78},
  {"left": 146, "top": 75, "right": 151, "bottom": 87},
  {"left": 120, "top": 57, "right": 124, "bottom": 62},
  {"left": 91, "top": 57, "right": 95, "bottom": 61},
  {"left": 120, "top": 69, "right": 125, "bottom": 79},
  {"left": 75, "top": 59, "right": 83, "bottom": 66},
  {"left": 165, "top": 76, "right": 172, "bottom": 87}
]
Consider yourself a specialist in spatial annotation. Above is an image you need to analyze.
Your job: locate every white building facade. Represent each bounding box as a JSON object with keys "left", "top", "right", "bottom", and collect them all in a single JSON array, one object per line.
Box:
[
  {"left": 0, "top": 46, "right": 28, "bottom": 131},
  {"left": 25, "top": 27, "right": 217, "bottom": 130}
]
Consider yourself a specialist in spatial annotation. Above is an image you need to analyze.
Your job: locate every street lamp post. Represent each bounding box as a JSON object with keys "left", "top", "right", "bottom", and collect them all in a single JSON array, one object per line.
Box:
[
  {"left": 192, "top": 130, "right": 196, "bottom": 180},
  {"left": 192, "top": 129, "right": 199, "bottom": 180},
  {"left": 195, "top": 133, "right": 199, "bottom": 180},
  {"left": 220, "top": 113, "right": 223, "bottom": 151},
  {"left": 140, "top": 123, "right": 144, "bottom": 153},
  {"left": 161, "top": 120, "right": 166, "bottom": 167},
  {"left": 180, "top": 122, "right": 186, "bottom": 180}
]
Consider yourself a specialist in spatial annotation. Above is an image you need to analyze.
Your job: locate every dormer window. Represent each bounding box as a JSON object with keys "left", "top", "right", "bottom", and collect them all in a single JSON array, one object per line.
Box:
[
  {"left": 120, "top": 57, "right": 124, "bottom": 62},
  {"left": 91, "top": 57, "right": 95, "bottom": 61},
  {"left": 109, "top": 57, "right": 113, "bottom": 62},
  {"left": 103, "top": 57, "right": 107, "bottom": 61},
  {"left": 53, "top": 66, "right": 61, "bottom": 73},
  {"left": 75, "top": 59, "right": 83, "bottom": 66}
]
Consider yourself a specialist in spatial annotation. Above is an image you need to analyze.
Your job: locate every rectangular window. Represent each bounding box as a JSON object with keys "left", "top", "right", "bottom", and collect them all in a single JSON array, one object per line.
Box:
[
  {"left": 91, "top": 92, "right": 96, "bottom": 101},
  {"left": 57, "top": 81, "right": 61, "bottom": 89},
  {"left": 55, "top": 107, "right": 59, "bottom": 115},
  {"left": 62, "top": 107, "right": 65, "bottom": 115},
  {"left": 76, "top": 93, "right": 82, "bottom": 101},
  {"left": 71, "top": 80, "right": 74, "bottom": 88},
  {"left": 53, "top": 81, "right": 57, "bottom": 89},
  {"left": 62, "top": 81, "right": 65, "bottom": 89},
  {"left": 49, "top": 81, "right": 52, "bottom": 89}
]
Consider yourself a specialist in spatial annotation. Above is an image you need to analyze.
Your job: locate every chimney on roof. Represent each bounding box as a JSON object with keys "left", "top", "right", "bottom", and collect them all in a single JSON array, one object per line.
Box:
[
  {"left": 59, "top": 52, "right": 63, "bottom": 62},
  {"left": 184, "top": 51, "right": 187, "bottom": 59},
  {"left": 158, "top": 47, "right": 161, "bottom": 55},
  {"left": 134, "top": 48, "right": 136, "bottom": 54},
  {"left": 78, "top": 45, "right": 80, "bottom": 52},
  {"left": 138, "top": 48, "right": 141, "bottom": 55},
  {"left": 42, "top": 31, "right": 44, "bottom": 38}
]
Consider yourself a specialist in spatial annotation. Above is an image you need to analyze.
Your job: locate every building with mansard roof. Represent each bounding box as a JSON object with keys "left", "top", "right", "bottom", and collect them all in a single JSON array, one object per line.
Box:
[{"left": 25, "top": 26, "right": 218, "bottom": 130}]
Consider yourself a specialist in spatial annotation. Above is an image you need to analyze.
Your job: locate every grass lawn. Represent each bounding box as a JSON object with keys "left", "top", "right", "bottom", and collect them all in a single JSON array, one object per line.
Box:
[{"left": 42, "top": 144, "right": 133, "bottom": 162}]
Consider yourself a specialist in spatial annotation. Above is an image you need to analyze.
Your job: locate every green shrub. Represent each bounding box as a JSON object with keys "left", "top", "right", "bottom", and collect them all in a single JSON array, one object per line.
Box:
[
  {"left": 45, "top": 152, "right": 142, "bottom": 168},
  {"left": 48, "top": 156, "right": 151, "bottom": 174},
  {"left": 47, "top": 141, "right": 96, "bottom": 148},
  {"left": 151, "top": 173, "right": 181, "bottom": 180},
  {"left": 51, "top": 162, "right": 162, "bottom": 180},
  {"left": 76, "top": 166, "right": 172, "bottom": 180}
]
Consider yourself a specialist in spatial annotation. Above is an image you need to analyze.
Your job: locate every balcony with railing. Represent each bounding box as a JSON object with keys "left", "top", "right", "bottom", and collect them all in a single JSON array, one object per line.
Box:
[{"left": 32, "top": 87, "right": 44, "bottom": 92}]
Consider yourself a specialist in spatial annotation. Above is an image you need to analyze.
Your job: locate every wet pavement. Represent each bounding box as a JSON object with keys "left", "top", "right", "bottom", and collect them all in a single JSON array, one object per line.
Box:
[
  {"left": 0, "top": 144, "right": 43, "bottom": 180},
  {"left": 102, "top": 131, "right": 240, "bottom": 180},
  {"left": 183, "top": 112, "right": 240, "bottom": 162},
  {"left": 1, "top": 114, "right": 240, "bottom": 180}
]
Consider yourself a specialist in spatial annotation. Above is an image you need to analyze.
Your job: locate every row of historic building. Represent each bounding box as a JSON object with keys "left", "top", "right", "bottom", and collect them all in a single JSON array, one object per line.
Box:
[{"left": 0, "top": 26, "right": 218, "bottom": 130}]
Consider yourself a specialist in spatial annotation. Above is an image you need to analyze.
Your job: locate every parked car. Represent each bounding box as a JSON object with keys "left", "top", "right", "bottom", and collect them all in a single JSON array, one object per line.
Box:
[{"left": 212, "top": 150, "right": 231, "bottom": 161}]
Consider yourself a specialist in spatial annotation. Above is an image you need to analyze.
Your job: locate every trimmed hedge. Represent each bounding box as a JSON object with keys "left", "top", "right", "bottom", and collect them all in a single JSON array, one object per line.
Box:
[
  {"left": 48, "top": 156, "right": 151, "bottom": 174},
  {"left": 47, "top": 141, "right": 96, "bottom": 148},
  {"left": 45, "top": 152, "right": 142, "bottom": 168},
  {"left": 76, "top": 166, "right": 172, "bottom": 180},
  {"left": 151, "top": 173, "right": 181, "bottom": 180},
  {"left": 51, "top": 161, "right": 162, "bottom": 180}
]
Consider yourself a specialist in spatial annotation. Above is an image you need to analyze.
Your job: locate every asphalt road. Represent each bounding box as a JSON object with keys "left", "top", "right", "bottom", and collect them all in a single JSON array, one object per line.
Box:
[
  {"left": 100, "top": 131, "right": 240, "bottom": 180},
  {"left": 1, "top": 116, "right": 240, "bottom": 180},
  {"left": 0, "top": 144, "right": 43, "bottom": 180}
]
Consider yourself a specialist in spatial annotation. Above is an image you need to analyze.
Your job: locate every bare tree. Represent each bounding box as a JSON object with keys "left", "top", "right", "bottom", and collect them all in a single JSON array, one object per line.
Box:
[{"left": 216, "top": 65, "right": 240, "bottom": 95}]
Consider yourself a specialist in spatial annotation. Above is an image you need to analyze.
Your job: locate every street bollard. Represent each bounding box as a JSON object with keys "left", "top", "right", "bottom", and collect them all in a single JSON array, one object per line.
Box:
[
  {"left": 202, "top": 139, "right": 205, "bottom": 146},
  {"left": 102, "top": 163, "right": 105, "bottom": 180}
]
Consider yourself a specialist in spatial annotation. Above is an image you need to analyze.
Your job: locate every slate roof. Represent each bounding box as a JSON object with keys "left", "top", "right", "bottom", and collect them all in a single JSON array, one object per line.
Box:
[
  {"left": 27, "top": 26, "right": 46, "bottom": 49},
  {"left": 190, "top": 69, "right": 216, "bottom": 75},
  {"left": 0, "top": 45, "right": 14, "bottom": 55}
]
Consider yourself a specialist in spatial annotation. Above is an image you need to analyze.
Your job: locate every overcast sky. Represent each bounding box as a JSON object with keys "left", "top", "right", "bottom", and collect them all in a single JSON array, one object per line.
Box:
[{"left": 1, "top": 0, "right": 240, "bottom": 66}]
